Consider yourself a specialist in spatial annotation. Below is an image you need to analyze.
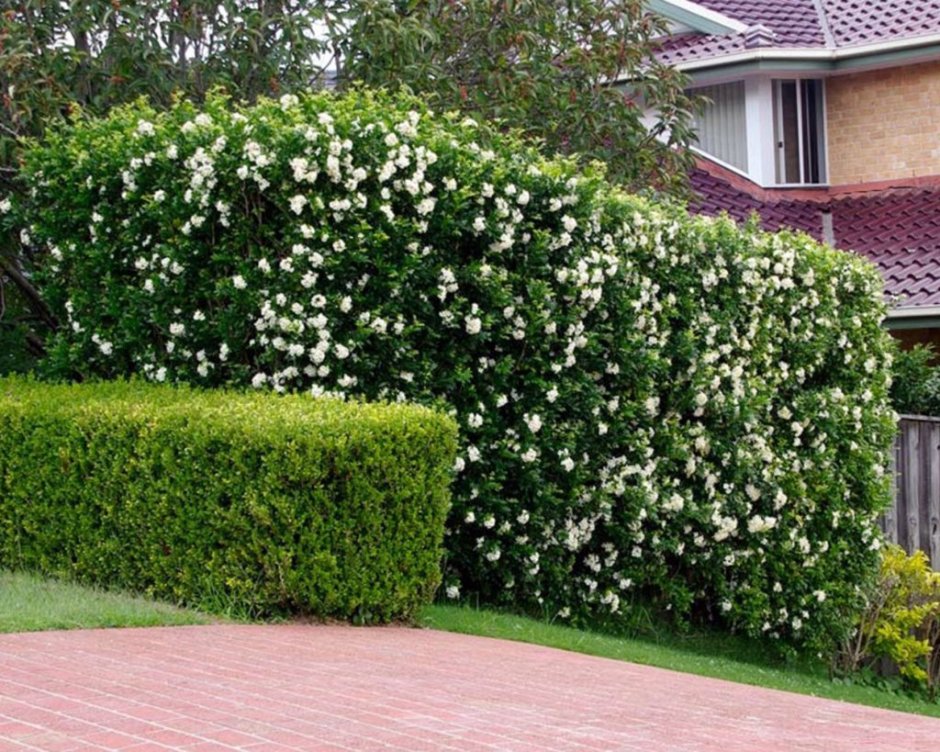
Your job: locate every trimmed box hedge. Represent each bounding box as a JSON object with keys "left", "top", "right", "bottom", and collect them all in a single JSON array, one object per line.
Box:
[{"left": 0, "top": 378, "right": 457, "bottom": 620}]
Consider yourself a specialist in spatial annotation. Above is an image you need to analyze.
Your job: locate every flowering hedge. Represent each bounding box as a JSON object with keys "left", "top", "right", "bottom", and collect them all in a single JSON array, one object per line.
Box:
[{"left": 9, "top": 90, "right": 896, "bottom": 650}]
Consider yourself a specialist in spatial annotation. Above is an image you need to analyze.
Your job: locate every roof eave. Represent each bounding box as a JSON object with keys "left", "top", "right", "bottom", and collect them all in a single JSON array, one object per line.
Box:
[
  {"left": 661, "top": 32, "right": 940, "bottom": 77},
  {"left": 646, "top": 0, "right": 748, "bottom": 36},
  {"left": 885, "top": 305, "right": 940, "bottom": 330}
]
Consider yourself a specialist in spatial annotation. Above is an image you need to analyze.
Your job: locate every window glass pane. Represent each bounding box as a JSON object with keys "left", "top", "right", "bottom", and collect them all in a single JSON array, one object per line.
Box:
[
  {"left": 689, "top": 82, "right": 748, "bottom": 172},
  {"left": 774, "top": 79, "right": 826, "bottom": 185},
  {"left": 775, "top": 81, "right": 801, "bottom": 183}
]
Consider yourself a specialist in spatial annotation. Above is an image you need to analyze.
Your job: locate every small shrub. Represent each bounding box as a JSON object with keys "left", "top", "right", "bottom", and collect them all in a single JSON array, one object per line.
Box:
[
  {"left": 891, "top": 345, "right": 940, "bottom": 417},
  {"left": 834, "top": 545, "right": 940, "bottom": 698},
  {"left": 0, "top": 377, "right": 457, "bottom": 620},
  {"left": 6, "top": 90, "right": 897, "bottom": 650}
]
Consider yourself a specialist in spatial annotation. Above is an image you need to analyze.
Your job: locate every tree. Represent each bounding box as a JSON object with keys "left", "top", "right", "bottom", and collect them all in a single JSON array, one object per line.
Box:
[
  {"left": 340, "top": 0, "right": 697, "bottom": 194},
  {"left": 0, "top": 0, "right": 696, "bottom": 367},
  {"left": 0, "top": 0, "right": 346, "bottom": 366}
]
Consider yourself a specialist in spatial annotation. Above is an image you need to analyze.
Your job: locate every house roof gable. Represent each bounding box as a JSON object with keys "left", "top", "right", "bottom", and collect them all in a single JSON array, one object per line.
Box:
[{"left": 651, "top": 0, "right": 940, "bottom": 69}]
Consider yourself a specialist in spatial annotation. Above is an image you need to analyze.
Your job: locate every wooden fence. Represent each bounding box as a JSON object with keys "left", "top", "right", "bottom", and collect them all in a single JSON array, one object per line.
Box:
[{"left": 883, "top": 415, "right": 940, "bottom": 567}]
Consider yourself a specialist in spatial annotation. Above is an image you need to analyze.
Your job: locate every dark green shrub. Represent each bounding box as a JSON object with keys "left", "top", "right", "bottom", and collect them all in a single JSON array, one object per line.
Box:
[
  {"left": 0, "top": 377, "right": 457, "bottom": 620},
  {"left": 891, "top": 345, "right": 940, "bottom": 417},
  {"left": 6, "top": 90, "right": 897, "bottom": 650}
]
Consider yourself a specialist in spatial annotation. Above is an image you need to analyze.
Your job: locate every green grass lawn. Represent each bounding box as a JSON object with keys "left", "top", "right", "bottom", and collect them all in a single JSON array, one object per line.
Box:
[
  {"left": 0, "top": 569, "right": 214, "bottom": 632},
  {"left": 417, "top": 604, "right": 940, "bottom": 718}
]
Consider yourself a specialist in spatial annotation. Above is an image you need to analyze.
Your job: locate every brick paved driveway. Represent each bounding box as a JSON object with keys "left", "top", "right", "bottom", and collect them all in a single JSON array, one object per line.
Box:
[{"left": 0, "top": 624, "right": 937, "bottom": 751}]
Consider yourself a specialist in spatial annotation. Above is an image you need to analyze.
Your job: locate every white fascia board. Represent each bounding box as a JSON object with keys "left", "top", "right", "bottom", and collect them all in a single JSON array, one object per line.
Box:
[
  {"left": 647, "top": 0, "right": 748, "bottom": 36},
  {"left": 887, "top": 305, "right": 940, "bottom": 320},
  {"left": 672, "top": 32, "right": 940, "bottom": 72}
]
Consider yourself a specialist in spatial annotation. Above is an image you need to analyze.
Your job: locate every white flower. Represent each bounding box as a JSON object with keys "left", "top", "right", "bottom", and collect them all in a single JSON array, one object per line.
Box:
[
  {"left": 521, "top": 448, "right": 538, "bottom": 463},
  {"left": 546, "top": 387, "right": 559, "bottom": 403},
  {"left": 483, "top": 516, "right": 496, "bottom": 529},
  {"left": 232, "top": 275, "right": 247, "bottom": 289},
  {"left": 280, "top": 93, "right": 299, "bottom": 109},
  {"left": 0, "top": 197, "right": 10, "bottom": 214},
  {"left": 465, "top": 316, "right": 482, "bottom": 335},
  {"left": 663, "top": 494, "right": 684, "bottom": 513},
  {"left": 467, "top": 413, "right": 484, "bottom": 428},
  {"left": 561, "top": 457, "right": 575, "bottom": 472},
  {"left": 153, "top": 190, "right": 166, "bottom": 203},
  {"left": 747, "top": 515, "right": 777, "bottom": 534},
  {"left": 169, "top": 322, "right": 186, "bottom": 336},
  {"left": 289, "top": 195, "right": 308, "bottom": 215},
  {"left": 136, "top": 120, "right": 155, "bottom": 137},
  {"left": 445, "top": 585, "right": 460, "bottom": 599},
  {"left": 98, "top": 340, "right": 113, "bottom": 356},
  {"left": 524, "top": 413, "right": 542, "bottom": 433},
  {"left": 257, "top": 259, "right": 271, "bottom": 273}
]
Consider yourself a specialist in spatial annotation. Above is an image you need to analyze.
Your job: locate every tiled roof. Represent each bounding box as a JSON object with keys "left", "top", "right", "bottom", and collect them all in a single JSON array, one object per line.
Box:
[
  {"left": 835, "top": 189, "right": 940, "bottom": 306},
  {"left": 825, "top": 0, "right": 940, "bottom": 47},
  {"left": 654, "top": 0, "right": 940, "bottom": 66},
  {"left": 689, "top": 164, "right": 940, "bottom": 307},
  {"left": 694, "top": 0, "right": 827, "bottom": 45}
]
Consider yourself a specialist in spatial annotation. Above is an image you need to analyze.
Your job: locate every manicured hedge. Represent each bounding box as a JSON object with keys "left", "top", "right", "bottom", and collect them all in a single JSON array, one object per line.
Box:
[
  {"left": 0, "top": 378, "right": 457, "bottom": 620},
  {"left": 7, "top": 90, "right": 897, "bottom": 650}
]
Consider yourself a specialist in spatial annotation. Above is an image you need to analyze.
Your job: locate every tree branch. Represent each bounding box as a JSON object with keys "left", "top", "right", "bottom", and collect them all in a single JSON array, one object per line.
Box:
[{"left": 0, "top": 257, "right": 58, "bottom": 331}]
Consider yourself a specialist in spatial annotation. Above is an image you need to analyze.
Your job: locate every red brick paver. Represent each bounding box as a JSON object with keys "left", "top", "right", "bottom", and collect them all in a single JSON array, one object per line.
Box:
[{"left": 0, "top": 624, "right": 937, "bottom": 751}]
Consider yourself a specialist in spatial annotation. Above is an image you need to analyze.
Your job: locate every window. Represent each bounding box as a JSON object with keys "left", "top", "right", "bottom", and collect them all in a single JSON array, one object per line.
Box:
[
  {"left": 773, "top": 79, "right": 826, "bottom": 184},
  {"left": 689, "top": 81, "right": 748, "bottom": 173}
]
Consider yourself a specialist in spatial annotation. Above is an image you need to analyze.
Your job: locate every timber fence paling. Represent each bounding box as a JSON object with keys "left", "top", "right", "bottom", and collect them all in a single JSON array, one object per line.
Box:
[{"left": 885, "top": 415, "right": 940, "bottom": 569}]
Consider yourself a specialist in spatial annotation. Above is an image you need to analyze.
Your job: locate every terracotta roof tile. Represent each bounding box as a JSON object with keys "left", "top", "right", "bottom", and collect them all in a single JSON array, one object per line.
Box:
[
  {"left": 825, "top": 0, "right": 940, "bottom": 47},
  {"left": 652, "top": 0, "right": 940, "bottom": 66},
  {"left": 695, "top": 0, "right": 826, "bottom": 45},
  {"left": 689, "top": 166, "right": 940, "bottom": 307}
]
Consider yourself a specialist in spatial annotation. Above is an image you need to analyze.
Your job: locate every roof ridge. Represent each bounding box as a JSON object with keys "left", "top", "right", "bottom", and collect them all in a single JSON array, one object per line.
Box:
[{"left": 811, "top": 0, "right": 836, "bottom": 48}]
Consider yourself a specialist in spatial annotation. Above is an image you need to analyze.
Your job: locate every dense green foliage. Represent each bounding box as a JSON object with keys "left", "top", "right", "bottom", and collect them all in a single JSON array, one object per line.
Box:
[
  {"left": 0, "top": 378, "right": 457, "bottom": 620},
  {"left": 0, "top": 0, "right": 695, "bottom": 371},
  {"left": 343, "top": 0, "right": 697, "bottom": 195},
  {"left": 8, "top": 91, "right": 896, "bottom": 651},
  {"left": 891, "top": 345, "right": 940, "bottom": 417}
]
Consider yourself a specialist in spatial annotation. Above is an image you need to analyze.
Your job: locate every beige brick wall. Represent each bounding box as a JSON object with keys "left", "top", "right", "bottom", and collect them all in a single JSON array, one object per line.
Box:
[{"left": 826, "top": 60, "right": 940, "bottom": 185}]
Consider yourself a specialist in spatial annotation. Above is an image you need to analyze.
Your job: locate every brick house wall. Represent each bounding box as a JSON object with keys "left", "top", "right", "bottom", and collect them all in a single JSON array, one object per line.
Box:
[{"left": 826, "top": 59, "right": 940, "bottom": 186}]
